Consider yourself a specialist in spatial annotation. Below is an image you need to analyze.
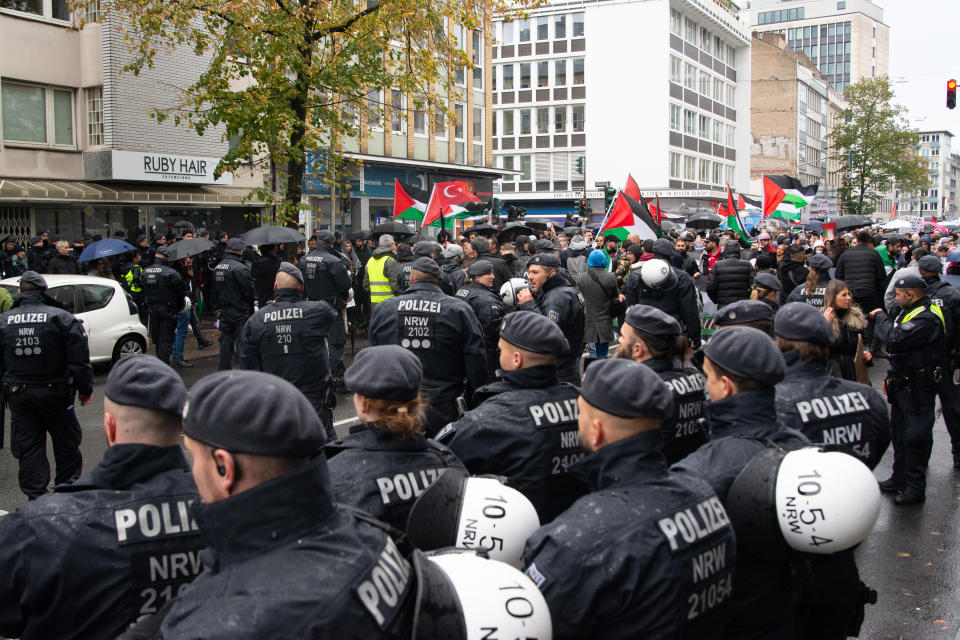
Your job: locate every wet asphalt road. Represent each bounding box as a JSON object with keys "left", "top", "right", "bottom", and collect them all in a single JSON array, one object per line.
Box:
[{"left": 0, "top": 349, "right": 958, "bottom": 638}]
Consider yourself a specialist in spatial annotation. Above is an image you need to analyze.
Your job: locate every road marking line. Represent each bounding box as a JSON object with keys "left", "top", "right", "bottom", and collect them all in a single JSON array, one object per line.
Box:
[{"left": 333, "top": 416, "right": 359, "bottom": 427}]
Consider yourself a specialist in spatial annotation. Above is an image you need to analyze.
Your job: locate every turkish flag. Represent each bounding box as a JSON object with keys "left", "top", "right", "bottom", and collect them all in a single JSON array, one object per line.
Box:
[{"left": 422, "top": 182, "right": 482, "bottom": 227}]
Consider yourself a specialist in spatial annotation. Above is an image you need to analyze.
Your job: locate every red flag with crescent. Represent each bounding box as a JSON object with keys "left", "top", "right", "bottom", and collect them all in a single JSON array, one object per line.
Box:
[{"left": 422, "top": 182, "right": 483, "bottom": 227}]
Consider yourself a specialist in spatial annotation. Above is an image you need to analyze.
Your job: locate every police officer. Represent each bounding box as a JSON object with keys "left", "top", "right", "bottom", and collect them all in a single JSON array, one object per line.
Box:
[
  {"left": 238, "top": 262, "right": 339, "bottom": 439},
  {"left": 455, "top": 259, "right": 505, "bottom": 383},
  {"left": 0, "top": 271, "right": 94, "bottom": 499},
  {"left": 301, "top": 229, "right": 352, "bottom": 376},
  {"left": 398, "top": 241, "right": 455, "bottom": 295},
  {"left": 142, "top": 246, "right": 187, "bottom": 365},
  {"left": 441, "top": 311, "right": 587, "bottom": 523},
  {"left": 516, "top": 253, "right": 585, "bottom": 384},
  {"left": 213, "top": 237, "right": 256, "bottom": 370},
  {"left": 715, "top": 299, "right": 775, "bottom": 336},
  {"left": 871, "top": 273, "right": 946, "bottom": 505},
  {"left": 441, "top": 243, "right": 466, "bottom": 291},
  {"left": 625, "top": 256, "right": 702, "bottom": 348},
  {"left": 787, "top": 253, "right": 833, "bottom": 308},
  {"left": 615, "top": 305, "right": 708, "bottom": 463},
  {"left": 917, "top": 254, "right": 960, "bottom": 468},
  {"left": 0, "top": 355, "right": 202, "bottom": 639},
  {"left": 144, "top": 371, "right": 414, "bottom": 638},
  {"left": 369, "top": 257, "right": 486, "bottom": 436},
  {"left": 521, "top": 358, "right": 736, "bottom": 638},
  {"left": 325, "top": 345, "right": 466, "bottom": 532},
  {"left": 771, "top": 302, "right": 887, "bottom": 638},
  {"left": 119, "top": 250, "right": 147, "bottom": 326},
  {"left": 672, "top": 327, "right": 810, "bottom": 638}
]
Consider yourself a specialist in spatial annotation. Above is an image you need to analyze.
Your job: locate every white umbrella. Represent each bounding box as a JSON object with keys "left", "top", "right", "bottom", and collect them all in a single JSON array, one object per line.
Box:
[{"left": 882, "top": 219, "right": 911, "bottom": 230}]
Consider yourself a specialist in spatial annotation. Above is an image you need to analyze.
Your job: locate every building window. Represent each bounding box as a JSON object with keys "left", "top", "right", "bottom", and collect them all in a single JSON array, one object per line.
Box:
[
  {"left": 572, "top": 58, "right": 584, "bottom": 85},
  {"left": 536, "top": 16, "right": 549, "bottom": 41},
  {"left": 520, "top": 109, "right": 531, "bottom": 135},
  {"left": 2, "top": 81, "right": 74, "bottom": 147},
  {"left": 837, "top": 1, "right": 845, "bottom": 8},
  {"left": 699, "top": 70, "right": 710, "bottom": 96},
  {"left": 474, "top": 107, "right": 483, "bottom": 141},
  {"left": 700, "top": 27, "right": 711, "bottom": 55},
  {"left": 670, "top": 9, "right": 681, "bottom": 36},
  {"left": 699, "top": 158, "right": 709, "bottom": 182},
  {"left": 554, "top": 106, "right": 566, "bottom": 132},
  {"left": 555, "top": 15, "right": 566, "bottom": 39},
  {"left": 434, "top": 105, "right": 446, "bottom": 138},
  {"left": 684, "top": 109, "right": 696, "bottom": 135},
  {"left": 520, "top": 63, "right": 531, "bottom": 89},
  {"left": 699, "top": 114, "right": 709, "bottom": 139},
  {"left": 502, "top": 110, "right": 514, "bottom": 136},
  {"left": 555, "top": 59, "right": 566, "bottom": 86},
  {"left": 685, "top": 18, "right": 696, "bottom": 43},
  {"left": 713, "top": 120, "right": 723, "bottom": 144},
  {"left": 572, "top": 13, "right": 584, "bottom": 37},
  {"left": 670, "top": 104, "right": 681, "bottom": 132},
  {"left": 518, "top": 19, "right": 530, "bottom": 42},
  {"left": 726, "top": 123, "right": 734, "bottom": 146},
  {"left": 86, "top": 86, "right": 103, "bottom": 147},
  {"left": 670, "top": 56, "right": 681, "bottom": 84},
  {"left": 670, "top": 152, "right": 681, "bottom": 178},
  {"left": 472, "top": 31, "right": 483, "bottom": 88},
  {"left": 365, "top": 89, "right": 383, "bottom": 128},
  {"left": 391, "top": 91, "right": 405, "bottom": 132},
  {"left": 455, "top": 104, "right": 465, "bottom": 139},
  {"left": 501, "top": 21, "right": 514, "bottom": 44},
  {"left": 502, "top": 156, "right": 515, "bottom": 172},
  {"left": 537, "top": 61, "right": 549, "bottom": 87},
  {"left": 414, "top": 108, "right": 427, "bottom": 135},
  {"left": 572, "top": 105, "right": 584, "bottom": 132},
  {"left": 502, "top": 64, "right": 514, "bottom": 90},
  {"left": 85, "top": 0, "right": 100, "bottom": 23},
  {"left": 1, "top": 0, "right": 70, "bottom": 21},
  {"left": 537, "top": 107, "right": 549, "bottom": 134},
  {"left": 712, "top": 162, "right": 723, "bottom": 185},
  {"left": 684, "top": 156, "right": 696, "bottom": 180},
  {"left": 520, "top": 155, "right": 532, "bottom": 181},
  {"left": 684, "top": 63, "right": 696, "bottom": 90}
]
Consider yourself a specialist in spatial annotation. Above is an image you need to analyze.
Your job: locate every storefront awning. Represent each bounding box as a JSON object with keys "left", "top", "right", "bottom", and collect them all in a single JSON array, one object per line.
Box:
[{"left": 0, "top": 179, "right": 264, "bottom": 205}]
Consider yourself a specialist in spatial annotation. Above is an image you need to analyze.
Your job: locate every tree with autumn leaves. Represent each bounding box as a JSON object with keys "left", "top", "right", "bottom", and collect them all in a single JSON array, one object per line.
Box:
[{"left": 79, "top": 0, "right": 536, "bottom": 221}]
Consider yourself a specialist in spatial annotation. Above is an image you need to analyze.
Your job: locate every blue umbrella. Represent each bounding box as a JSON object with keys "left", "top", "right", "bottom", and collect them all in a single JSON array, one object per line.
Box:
[
  {"left": 78, "top": 238, "right": 135, "bottom": 263},
  {"left": 804, "top": 220, "right": 824, "bottom": 232}
]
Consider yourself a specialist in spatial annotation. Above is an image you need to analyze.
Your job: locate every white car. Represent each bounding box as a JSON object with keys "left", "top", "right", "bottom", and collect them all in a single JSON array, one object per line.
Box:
[{"left": 0, "top": 274, "right": 148, "bottom": 364}]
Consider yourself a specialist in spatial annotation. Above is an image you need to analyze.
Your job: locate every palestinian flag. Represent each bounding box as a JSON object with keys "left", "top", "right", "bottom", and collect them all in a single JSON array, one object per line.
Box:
[
  {"left": 739, "top": 194, "right": 762, "bottom": 212},
  {"left": 726, "top": 184, "right": 754, "bottom": 245},
  {"left": 623, "top": 174, "right": 642, "bottom": 201},
  {"left": 601, "top": 192, "right": 659, "bottom": 242},
  {"left": 422, "top": 181, "right": 483, "bottom": 227},
  {"left": 393, "top": 180, "right": 429, "bottom": 221},
  {"left": 889, "top": 203, "right": 897, "bottom": 221},
  {"left": 763, "top": 175, "right": 818, "bottom": 219}
]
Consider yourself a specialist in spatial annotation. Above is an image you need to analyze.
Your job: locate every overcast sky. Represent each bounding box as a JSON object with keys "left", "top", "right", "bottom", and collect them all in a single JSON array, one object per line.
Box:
[{"left": 878, "top": 0, "right": 960, "bottom": 136}]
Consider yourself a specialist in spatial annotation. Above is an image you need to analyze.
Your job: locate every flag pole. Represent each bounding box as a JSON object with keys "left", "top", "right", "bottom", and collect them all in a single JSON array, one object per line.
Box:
[
  {"left": 422, "top": 184, "right": 437, "bottom": 233},
  {"left": 595, "top": 189, "right": 621, "bottom": 236},
  {"left": 655, "top": 193, "right": 664, "bottom": 226}
]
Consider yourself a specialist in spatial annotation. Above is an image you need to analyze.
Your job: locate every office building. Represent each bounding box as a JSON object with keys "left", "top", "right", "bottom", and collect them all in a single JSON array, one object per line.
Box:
[{"left": 893, "top": 131, "right": 955, "bottom": 219}]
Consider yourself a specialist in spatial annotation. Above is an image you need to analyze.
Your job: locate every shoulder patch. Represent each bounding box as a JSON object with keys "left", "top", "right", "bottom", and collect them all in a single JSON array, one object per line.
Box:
[
  {"left": 455, "top": 288, "right": 470, "bottom": 298},
  {"left": 435, "top": 423, "right": 455, "bottom": 441},
  {"left": 547, "top": 310, "right": 560, "bottom": 323},
  {"left": 525, "top": 561, "right": 548, "bottom": 588}
]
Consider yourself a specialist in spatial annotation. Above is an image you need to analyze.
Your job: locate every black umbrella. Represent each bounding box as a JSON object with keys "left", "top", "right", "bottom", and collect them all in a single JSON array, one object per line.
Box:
[
  {"left": 497, "top": 222, "right": 535, "bottom": 244},
  {"left": 804, "top": 220, "right": 824, "bottom": 232},
  {"left": 525, "top": 220, "right": 549, "bottom": 232},
  {"left": 164, "top": 238, "right": 215, "bottom": 260},
  {"left": 879, "top": 232, "right": 909, "bottom": 243},
  {"left": 370, "top": 221, "right": 415, "bottom": 241},
  {"left": 241, "top": 225, "right": 305, "bottom": 245},
  {"left": 685, "top": 212, "right": 723, "bottom": 230},
  {"left": 467, "top": 223, "right": 498, "bottom": 238},
  {"left": 833, "top": 215, "right": 870, "bottom": 230},
  {"left": 563, "top": 225, "right": 582, "bottom": 236}
]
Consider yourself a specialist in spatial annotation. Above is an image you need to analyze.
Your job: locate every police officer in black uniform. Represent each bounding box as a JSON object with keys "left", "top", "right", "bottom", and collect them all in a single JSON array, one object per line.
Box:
[
  {"left": 624, "top": 254, "right": 702, "bottom": 349},
  {"left": 369, "top": 257, "right": 486, "bottom": 436},
  {"left": 454, "top": 259, "right": 505, "bottom": 383},
  {"left": 325, "top": 345, "right": 466, "bottom": 532},
  {"left": 441, "top": 311, "right": 587, "bottom": 523},
  {"left": 615, "top": 305, "right": 708, "bottom": 463},
  {"left": 0, "top": 355, "right": 202, "bottom": 639},
  {"left": 521, "top": 358, "right": 736, "bottom": 638},
  {"left": 871, "top": 273, "right": 946, "bottom": 505},
  {"left": 397, "top": 240, "right": 455, "bottom": 295},
  {"left": 238, "top": 262, "right": 339, "bottom": 439},
  {"left": 213, "top": 237, "right": 256, "bottom": 370},
  {"left": 148, "top": 370, "right": 414, "bottom": 638},
  {"left": 714, "top": 299, "right": 775, "bottom": 336},
  {"left": 771, "top": 303, "right": 887, "bottom": 639},
  {"left": 917, "top": 254, "right": 960, "bottom": 467},
  {"left": 0, "top": 271, "right": 93, "bottom": 499},
  {"left": 301, "top": 229, "right": 352, "bottom": 376},
  {"left": 672, "top": 327, "right": 810, "bottom": 639},
  {"left": 516, "top": 253, "right": 585, "bottom": 384},
  {"left": 142, "top": 246, "right": 187, "bottom": 365}
]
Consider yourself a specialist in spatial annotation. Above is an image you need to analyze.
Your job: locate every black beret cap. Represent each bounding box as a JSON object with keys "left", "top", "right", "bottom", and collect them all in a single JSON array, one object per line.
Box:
[
  {"left": 19, "top": 271, "right": 47, "bottom": 289},
  {"left": 528, "top": 253, "right": 561, "bottom": 268},
  {"left": 183, "top": 371, "right": 326, "bottom": 457},
  {"left": 774, "top": 302, "right": 835, "bottom": 346},
  {"left": 217, "top": 231, "right": 228, "bottom": 240},
  {"left": 345, "top": 345, "right": 422, "bottom": 402},
  {"left": 754, "top": 272, "right": 782, "bottom": 291},
  {"left": 277, "top": 261, "right": 303, "bottom": 284},
  {"left": 226, "top": 238, "right": 246, "bottom": 252},
  {"left": 467, "top": 259, "right": 494, "bottom": 276},
  {"left": 808, "top": 253, "right": 833, "bottom": 271},
  {"left": 29, "top": 236, "right": 42, "bottom": 245},
  {"left": 413, "top": 241, "right": 438, "bottom": 257},
  {"left": 533, "top": 238, "right": 556, "bottom": 252},
  {"left": 136, "top": 234, "right": 147, "bottom": 243},
  {"left": 917, "top": 255, "right": 943, "bottom": 273},
  {"left": 316, "top": 230, "right": 335, "bottom": 244},
  {"left": 106, "top": 354, "right": 187, "bottom": 416},
  {"left": 716, "top": 300, "right": 773, "bottom": 327},
  {"left": 156, "top": 246, "right": 173, "bottom": 258},
  {"left": 624, "top": 305, "right": 682, "bottom": 335},
  {"left": 500, "top": 310, "right": 569, "bottom": 354},
  {"left": 894, "top": 273, "right": 926, "bottom": 289},
  {"left": 704, "top": 326, "right": 785, "bottom": 384},
  {"left": 411, "top": 256, "right": 442, "bottom": 279},
  {"left": 652, "top": 238, "right": 675, "bottom": 258},
  {"left": 581, "top": 358, "right": 673, "bottom": 420}
]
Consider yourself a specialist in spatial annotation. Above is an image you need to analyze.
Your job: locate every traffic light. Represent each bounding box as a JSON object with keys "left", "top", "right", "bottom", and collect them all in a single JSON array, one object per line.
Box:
[
  {"left": 575, "top": 156, "right": 585, "bottom": 175},
  {"left": 949, "top": 79, "right": 957, "bottom": 109},
  {"left": 604, "top": 187, "right": 617, "bottom": 212},
  {"left": 577, "top": 199, "right": 587, "bottom": 217}
]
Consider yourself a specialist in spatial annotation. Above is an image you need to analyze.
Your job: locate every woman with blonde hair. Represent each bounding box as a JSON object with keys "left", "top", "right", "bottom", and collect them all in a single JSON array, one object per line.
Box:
[
  {"left": 325, "top": 345, "right": 466, "bottom": 531},
  {"left": 822, "top": 279, "right": 871, "bottom": 381}
]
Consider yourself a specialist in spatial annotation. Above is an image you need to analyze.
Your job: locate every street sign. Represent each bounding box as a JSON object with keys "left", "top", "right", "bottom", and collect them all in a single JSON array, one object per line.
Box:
[{"left": 594, "top": 181, "right": 611, "bottom": 188}]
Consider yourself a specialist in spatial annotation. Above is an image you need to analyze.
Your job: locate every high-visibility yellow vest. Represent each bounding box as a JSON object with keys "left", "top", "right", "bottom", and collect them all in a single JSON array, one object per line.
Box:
[
  {"left": 367, "top": 255, "right": 393, "bottom": 304},
  {"left": 897, "top": 303, "right": 945, "bottom": 330},
  {"left": 124, "top": 266, "right": 143, "bottom": 293}
]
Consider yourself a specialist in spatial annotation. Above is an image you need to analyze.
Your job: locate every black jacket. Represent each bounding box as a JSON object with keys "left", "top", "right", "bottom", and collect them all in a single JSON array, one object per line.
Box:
[
  {"left": 473, "top": 246, "right": 514, "bottom": 293},
  {"left": 0, "top": 291, "right": 93, "bottom": 394},
  {"left": 212, "top": 253, "right": 255, "bottom": 328},
  {"left": 0, "top": 445, "right": 202, "bottom": 640},
  {"left": 45, "top": 253, "right": 80, "bottom": 275},
  {"left": 26, "top": 245, "right": 53, "bottom": 273},
  {"left": 249, "top": 253, "right": 281, "bottom": 308},
  {"left": 835, "top": 243, "right": 886, "bottom": 301},
  {"left": 443, "top": 365, "right": 588, "bottom": 523},
  {"left": 155, "top": 460, "right": 413, "bottom": 639},
  {"left": 706, "top": 248, "right": 755, "bottom": 306},
  {"left": 302, "top": 245, "right": 352, "bottom": 307},
  {"left": 642, "top": 357, "right": 709, "bottom": 463},
  {"left": 325, "top": 424, "right": 466, "bottom": 532},
  {"left": 786, "top": 271, "right": 832, "bottom": 310},
  {"left": 237, "top": 289, "right": 337, "bottom": 401},
  {"left": 143, "top": 261, "right": 188, "bottom": 312},
  {"left": 924, "top": 276, "right": 960, "bottom": 356},
  {"left": 777, "top": 259, "right": 808, "bottom": 303},
  {"left": 624, "top": 268, "right": 701, "bottom": 345},
  {"left": 522, "top": 430, "right": 736, "bottom": 639},
  {"left": 672, "top": 390, "right": 810, "bottom": 640},
  {"left": 519, "top": 274, "right": 585, "bottom": 384},
  {"left": 874, "top": 295, "right": 945, "bottom": 373},
  {"left": 776, "top": 351, "right": 890, "bottom": 469},
  {"left": 455, "top": 282, "right": 505, "bottom": 383}
]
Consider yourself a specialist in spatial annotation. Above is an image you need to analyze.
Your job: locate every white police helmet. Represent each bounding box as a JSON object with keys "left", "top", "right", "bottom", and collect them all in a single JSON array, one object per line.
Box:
[
  {"left": 412, "top": 550, "right": 552, "bottom": 639},
  {"left": 500, "top": 277, "right": 530, "bottom": 308},
  {"left": 406, "top": 469, "right": 540, "bottom": 568},
  {"left": 640, "top": 259, "right": 677, "bottom": 289},
  {"left": 727, "top": 447, "right": 880, "bottom": 557}
]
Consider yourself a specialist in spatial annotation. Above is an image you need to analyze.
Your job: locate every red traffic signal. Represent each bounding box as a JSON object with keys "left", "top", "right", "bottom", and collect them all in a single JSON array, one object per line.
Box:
[{"left": 949, "top": 79, "right": 957, "bottom": 109}]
